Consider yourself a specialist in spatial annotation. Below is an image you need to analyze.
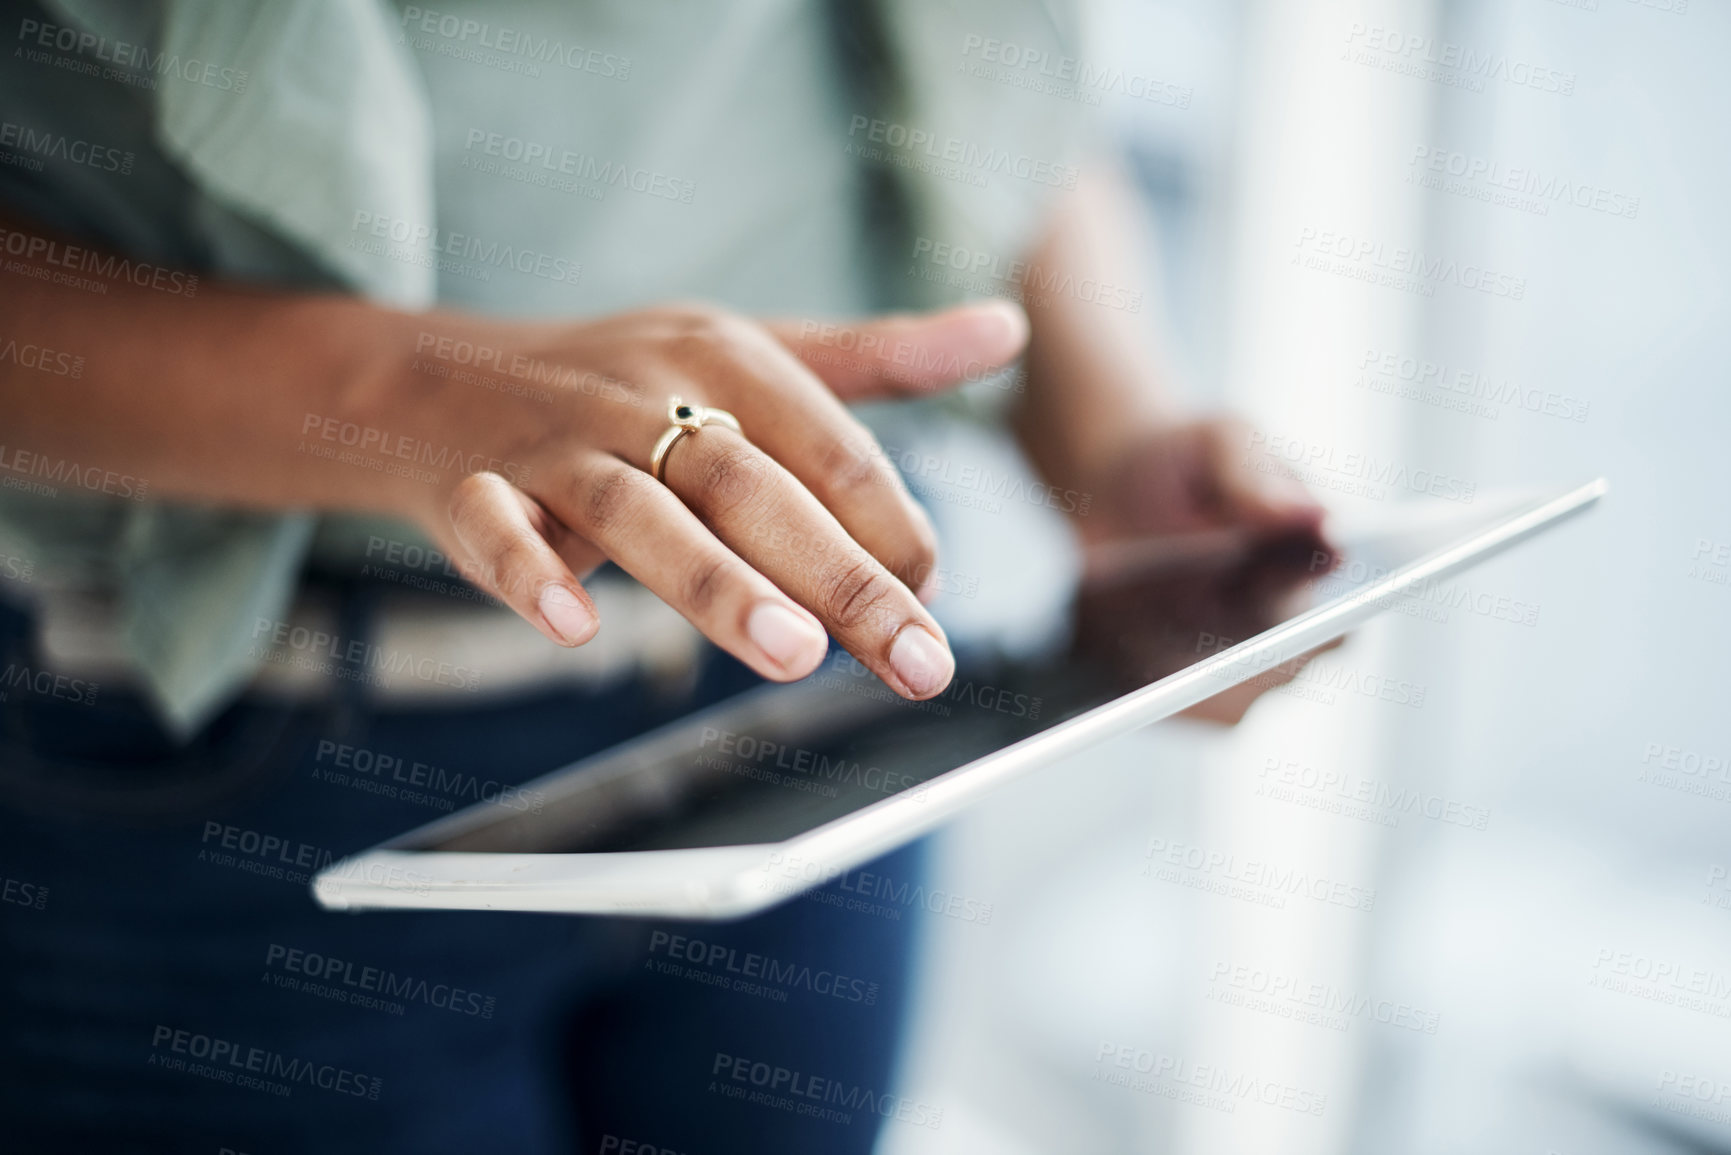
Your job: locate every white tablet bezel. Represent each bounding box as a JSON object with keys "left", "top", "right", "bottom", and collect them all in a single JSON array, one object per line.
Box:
[{"left": 313, "top": 478, "right": 1606, "bottom": 920}]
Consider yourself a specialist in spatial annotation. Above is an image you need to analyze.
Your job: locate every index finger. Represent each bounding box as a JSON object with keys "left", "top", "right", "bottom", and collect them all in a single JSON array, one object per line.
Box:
[
  {"left": 765, "top": 300, "right": 1029, "bottom": 400},
  {"left": 656, "top": 425, "right": 956, "bottom": 700}
]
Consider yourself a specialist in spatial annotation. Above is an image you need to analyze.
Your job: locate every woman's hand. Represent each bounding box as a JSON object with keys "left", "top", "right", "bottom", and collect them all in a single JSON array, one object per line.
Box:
[
  {"left": 383, "top": 301, "right": 1030, "bottom": 701},
  {"left": 1069, "top": 415, "right": 1327, "bottom": 546},
  {"left": 0, "top": 207, "right": 1024, "bottom": 703},
  {"left": 1021, "top": 409, "right": 1336, "bottom": 725}
]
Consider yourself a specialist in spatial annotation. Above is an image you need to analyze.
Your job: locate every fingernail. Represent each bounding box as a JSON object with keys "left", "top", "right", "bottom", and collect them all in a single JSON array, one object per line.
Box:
[
  {"left": 539, "top": 584, "right": 597, "bottom": 645},
  {"left": 889, "top": 624, "right": 954, "bottom": 699},
  {"left": 748, "top": 602, "right": 828, "bottom": 675},
  {"left": 969, "top": 299, "right": 1030, "bottom": 352}
]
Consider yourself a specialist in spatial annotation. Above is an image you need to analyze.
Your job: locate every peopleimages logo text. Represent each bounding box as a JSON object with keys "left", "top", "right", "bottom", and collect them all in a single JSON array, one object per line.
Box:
[
  {"left": 0, "top": 224, "right": 198, "bottom": 296},
  {"left": 846, "top": 115, "right": 1078, "bottom": 189},
  {"left": 149, "top": 1025, "right": 380, "bottom": 1099},
  {"left": 17, "top": 18, "right": 250, "bottom": 92},
  {"left": 264, "top": 944, "right": 496, "bottom": 1018},
  {"left": 298, "top": 412, "right": 531, "bottom": 486}
]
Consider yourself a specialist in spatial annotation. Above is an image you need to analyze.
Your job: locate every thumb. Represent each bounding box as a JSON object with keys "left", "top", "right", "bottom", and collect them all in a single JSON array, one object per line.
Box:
[{"left": 766, "top": 300, "right": 1030, "bottom": 401}]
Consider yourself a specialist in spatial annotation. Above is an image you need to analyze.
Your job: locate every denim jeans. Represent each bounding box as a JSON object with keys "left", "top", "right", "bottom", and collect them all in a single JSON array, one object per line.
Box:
[{"left": 0, "top": 597, "right": 922, "bottom": 1154}]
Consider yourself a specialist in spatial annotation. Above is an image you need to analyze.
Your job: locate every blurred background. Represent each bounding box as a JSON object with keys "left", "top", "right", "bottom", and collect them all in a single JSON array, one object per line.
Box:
[
  {"left": 879, "top": 1, "right": 1731, "bottom": 1152},
  {"left": 4, "top": 1, "right": 1722, "bottom": 1150}
]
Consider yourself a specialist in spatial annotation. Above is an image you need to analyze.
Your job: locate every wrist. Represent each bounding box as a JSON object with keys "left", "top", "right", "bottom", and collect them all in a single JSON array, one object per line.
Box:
[{"left": 1013, "top": 386, "right": 1175, "bottom": 495}]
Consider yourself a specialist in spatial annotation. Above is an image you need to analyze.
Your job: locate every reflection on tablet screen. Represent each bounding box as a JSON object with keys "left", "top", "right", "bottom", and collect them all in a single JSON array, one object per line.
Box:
[{"left": 412, "top": 502, "right": 1508, "bottom": 855}]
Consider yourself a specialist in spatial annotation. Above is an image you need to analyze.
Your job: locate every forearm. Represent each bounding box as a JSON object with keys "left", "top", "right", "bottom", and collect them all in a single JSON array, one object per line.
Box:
[
  {"left": 1012, "top": 164, "right": 1177, "bottom": 487},
  {"left": 0, "top": 213, "right": 441, "bottom": 521}
]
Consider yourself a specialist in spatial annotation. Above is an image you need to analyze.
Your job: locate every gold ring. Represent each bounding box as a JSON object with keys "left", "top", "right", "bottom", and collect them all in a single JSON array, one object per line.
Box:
[{"left": 650, "top": 396, "right": 742, "bottom": 483}]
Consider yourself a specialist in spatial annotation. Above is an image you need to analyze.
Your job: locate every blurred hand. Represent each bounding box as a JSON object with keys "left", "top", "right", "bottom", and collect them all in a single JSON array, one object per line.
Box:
[
  {"left": 1070, "top": 526, "right": 1341, "bottom": 725},
  {"left": 1073, "top": 415, "right": 1327, "bottom": 546},
  {"left": 1060, "top": 415, "right": 1339, "bottom": 724},
  {"left": 395, "top": 300, "right": 1029, "bottom": 700}
]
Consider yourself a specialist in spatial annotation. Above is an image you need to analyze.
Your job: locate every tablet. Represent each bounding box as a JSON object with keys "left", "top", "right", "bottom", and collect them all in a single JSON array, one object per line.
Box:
[{"left": 313, "top": 478, "right": 1606, "bottom": 919}]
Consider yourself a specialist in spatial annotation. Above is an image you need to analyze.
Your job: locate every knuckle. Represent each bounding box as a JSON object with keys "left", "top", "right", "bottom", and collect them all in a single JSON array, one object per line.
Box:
[
  {"left": 447, "top": 470, "right": 508, "bottom": 526},
  {"left": 664, "top": 304, "right": 757, "bottom": 361},
  {"left": 816, "top": 434, "right": 894, "bottom": 498},
  {"left": 680, "top": 553, "right": 744, "bottom": 616},
  {"left": 818, "top": 556, "right": 896, "bottom": 632},
  {"left": 575, "top": 465, "right": 653, "bottom": 534},
  {"left": 695, "top": 445, "right": 773, "bottom": 514},
  {"left": 487, "top": 536, "right": 543, "bottom": 599}
]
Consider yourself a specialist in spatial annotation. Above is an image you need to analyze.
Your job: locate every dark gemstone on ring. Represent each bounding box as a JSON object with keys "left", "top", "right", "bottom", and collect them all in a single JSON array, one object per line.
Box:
[{"left": 674, "top": 405, "right": 695, "bottom": 420}]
